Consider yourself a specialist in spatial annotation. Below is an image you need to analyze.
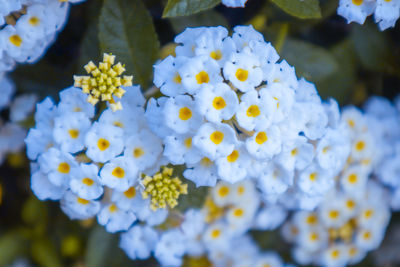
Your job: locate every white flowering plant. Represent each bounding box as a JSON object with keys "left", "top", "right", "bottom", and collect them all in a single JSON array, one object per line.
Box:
[{"left": 1, "top": 0, "right": 400, "bottom": 267}]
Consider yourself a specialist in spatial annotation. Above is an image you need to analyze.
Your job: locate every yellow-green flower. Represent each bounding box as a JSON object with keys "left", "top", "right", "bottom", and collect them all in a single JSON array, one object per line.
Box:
[
  {"left": 142, "top": 167, "right": 188, "bottom": 211},
  {"left": 73, "top": 53, "right": 133, "bottom": 111}
]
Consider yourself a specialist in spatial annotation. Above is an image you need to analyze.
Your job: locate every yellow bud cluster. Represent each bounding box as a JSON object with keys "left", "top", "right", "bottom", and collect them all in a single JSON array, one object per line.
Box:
[
  {"left": 73, "top": 53, "right": 133, "bottom": 112},
  {"left": 142, "top": 167, "right": 188, "bottom": 211}
]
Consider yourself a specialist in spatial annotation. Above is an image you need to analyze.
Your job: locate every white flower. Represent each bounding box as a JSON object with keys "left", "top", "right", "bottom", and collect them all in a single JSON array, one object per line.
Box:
[
  {"left": 337, "top": 0, "right": 376, "bottom": 24},
  {"left": 221, "top": 0, "right": 248, "bottom": 8},
  {"left": 25, "top": 128, "right": 54, "bottom": 161},
  {"left": 319, "top": 199, "right": 349, "bottom": 228},
  {"left": 223, "top": 51, "right": 263, "bottom": 92},
  {"left": 183, "top": 157, "right": 218, "bottom": 187},
  {"left": 253, "top": 204, "right": 287, "bottom": 231},
  {"left": 193, "top": 122, "right": 237, "bottom": 160},
  {"left": 163, "top": 132, "right": 202, "bottom": 165},
  {"left": 111, "top": 186, "right": 148, "bottom": 212},
  {"left": 319, "top": 244, "right": 348, "bottom": 267},
  {"left": 254, "top": 252, "right": 284, "bottom": 267},
  {"left": 164, "top": 94, "right": 203, "bottom": 134},
  {"left": 38, "top": 147, "right": 77, "bottom": 187},
  {"left": 262, "top": 83, "right": 295, "bottom": 124},
  {"left": 9, "top": 94, "right": 37, "bottom": 122},
  {"left": 195, "top": 83, "right": 239, "bottom": 123},
  {"left": 60, "top": 190, "right": 100, "bottom": 220},
  {"left": 245, "top": 125, "right": 281, "bottom": 160},
  {"left": 275, "top": 136, "right": 314, "bottom": 171},
  {"left": 145, "top": 97, "right": 173, "bottom": 139},
  {"left": 153, "top": 55, "right": 187, "bottom": 96},
  {"left": 85, "top": 122, "right": 124, "bottom": 163},
  {"left": 0, "top": 25, "right": 34, "bottom": 61},
  {"left": 236, "top": 89, "right": 274, "bottom": 131},
  {"left": 179, "top": 56, "right": 222, "bottom": 94},
  {"left": 31, "top": 170, "right": 65, "bottom": 201},
  {"left": 70, "top": 163, "right": 103, "bottom": 200},
  {"left": 180, "top": 209, "right": 206, "bottom": 256},
  {"left": 232, "top": 25, "right": 264, "bottom": 50},
  {"left": 296, "top": 101, "right": 328, "bottom": 140},
  {"left": 57, "top": 87, "right": 95, "bottom": 118},
  {"left": 53, "top": 112, "right": 91, "bottom": 153},
  {"left": 99, "top": 156, "right": 139, "bottom": 192},
  {"left": 266, "top": 60, "right": 298, "bottom": 89},
  {"left": 340, "top": 165, "right": 369, "bottom": 194},
  {"left": 257, "top": 162, "right": 294, "bottom": 196},
  {"left": 0, "top": 75, "right": 15, "bottom": 111},
  {"left": 155, "top": 229, "right": 186, "bottom": 267},
  {"left": 212, "top": 182, "right": 234, "bottom": 206},
  {"left": 216, "top": 142, "right": 251, "bottom": 183},
  {"left": 194, "top": 27, "right": 236, "bottom": 68},
  {"left": 123, "top": 128, "right": 162, "bottom": 171},
  {"left": 249, "top": 40, "right": 280, "bottom": 79},
  {"left": 98, "top": 108, "right": 141, "bottom": 137},
  {"left": 175, "top": 27, "right": 209, "bottom": 57},
  {"left": 298, "top": 226, "right": 329, "bottom": 252},
  {"left": 297, "top": 163, "right": 334, "bottom": 196},
  {"left": 97, "top": 203, "right": 136, "bottom": 233},
  {"left": 119, "top": 225, "right": 159, "bottom": 260}
]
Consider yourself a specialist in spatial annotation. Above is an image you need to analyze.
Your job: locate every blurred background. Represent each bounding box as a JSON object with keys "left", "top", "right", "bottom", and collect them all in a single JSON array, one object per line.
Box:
[{"left": 1, "top": 0, "right": 400, "bottom": 266}]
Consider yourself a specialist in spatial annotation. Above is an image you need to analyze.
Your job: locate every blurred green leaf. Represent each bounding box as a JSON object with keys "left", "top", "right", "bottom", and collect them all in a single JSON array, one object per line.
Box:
[
  {"left": 85, "top": 226, "right": 115, "bottom": 267},
  {"left": 317, "top": 39, "right": 357, "bottom": 103},
  {"left": 163, "top": 0, "right": 221, "bottom": 18},
  {"left": 270, "top": 0, "right": 321, "bottom": 19},
  {"left": 31, "top": 238, "right": 62, "bottom": 267},
  {"left": 281, "top": 39, "right": 338, "bottom": 83},
  {"left": 22, "top": 196, "right": 48, "bottom": 225},
  {"left": 176, "top": 180, "right": 208, "bottom": 212},
  {"left": 99, "top": 0, "right": 160, "bottom": 88},
  {"left": 0, "top": 231, "right": 28, "bottom": 265},
  {"left": 351, "top": 23, "right": 396, "bottom": 73},
  {"left": 170, "top": 10, "right": 228, "bottom": 34}
]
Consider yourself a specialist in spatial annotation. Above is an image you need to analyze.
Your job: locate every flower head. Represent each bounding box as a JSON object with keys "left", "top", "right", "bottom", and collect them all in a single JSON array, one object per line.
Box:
[{"left": 73, "top": 53, "right": 133, "bottom": 111}]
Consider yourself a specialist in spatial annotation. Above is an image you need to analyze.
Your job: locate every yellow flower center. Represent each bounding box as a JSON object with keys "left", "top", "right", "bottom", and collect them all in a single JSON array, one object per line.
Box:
[
  {"left": 58, "top": 162, "right": 70, "bottom": 174},
  {"left": 352, "top": 0, "right": 363, "bottom": 5},
  {"left": 235, "top": 68, "right": 249, "bottom": 82},
  {"left": 255, "top": 132, "right": 268, "bottom": 145},
  {"left": 331, "top": 249, "right": 340, "bottom": 259},
  {"left": 364, "top": 209, "right": 374, "bottom": 219},
  {"left": 97, "top": 138, "right": 110, "bottom": 151},
  {"left": 201, "top": 157, "right": 213, "bottom": 167},
  {"left": 173, "top": 73, "right": 182, "bottom": 84},
  {"left": 346, "top": 200, "right": 355, "bottom": 209},
  {"left": 329, "top": 210, "right": 339, "bottom": 219},
  {"left": 133, "top": 148, "right": 144, "bottom": 158},
  {"left": 68, "top": 129, "right": 79, "bottom": 139},
  {"left": 348, "top": 173, "right": 358, "bottom": 184},
  {"left": 349, "top": 247, "right": 357, "bottom": 256},
  {"left": 77, "top": 197, "right": 90, "bottom": 205},
  {"left": 355, "top": 141, "right": 365, "bottom": 151},
  {"left": 9, "top": 35, "right": 22, "bottom": 47},
  {"left": 109, "top": 204, "right": 118, "bottom": 213},
  {"left": 82, "top": 177, "right": 94, "bottom": 186},
  {"left": 310, "top": 232, "right": 319, "bottom": 241},
  {"left": 124, "top": 187, "right": 136, "bottom": 198},
  {"left": 28, "top": 16, "right": 40, "bottom": 26},
  {"left": 211, "top": 229, "right": 221, "bottom": 239},
  {"left": 306, "top": 215, "right": 317, "bottom": 225},
  {"left": 363, "top": 231, "right": 371, "bottom": 240},
  {"left": 246, "top": 105, "right": 260, "bottom": 117},
  {"left": 212, "top": 96, "right": 226, "bottom": 110},
  {"left": 179, "top": 107, "right": 192, "bottom": 120},
  {"left": 347, "top": 119, "right": 355, "bottom": 128},
  {"left": 227, "top": 150, "right": 239, "bottom": 163},
  {"left": 309, "top": 172, "right": 317, "bottom": 181},
  {"left": 210, "top": 50, "right": 222, "bottom": 60},
  {"left": 210, "top": 131, "right": 224, "bottom": 145},
  {"left": 113, "top": 121, "right": 124, "bottom": 128},
  {"left": 291, "top": 148, "right": 298, "bottom": 156},
  {"left": 112, "top": 167, "right": 125, "bottom": 178},
  {"left": 233, "top": 208, "right": 244, "bottom": 217},
  {"left": 237, "top": 185, "right": 245, "bottom": 195},
  {"left": 184, "top": 138, "right": 192, "bottom": 148},
  {"left": 218, "top": 186, "right": 229, "bottom": 197},
  {"left": 195, "top": 71, "right": 210, "bottom": 84}
]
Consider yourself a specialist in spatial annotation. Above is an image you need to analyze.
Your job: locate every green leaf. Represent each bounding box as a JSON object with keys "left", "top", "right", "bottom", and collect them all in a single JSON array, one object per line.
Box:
[
  {"left": 170, "top": 10, "right": 228, "bottom": 34},
  {"left": 31, "top": 238, "right": 63, "bottom": 267},
  {"left": 280, "top": 39, "right": 338, "bottom": 83},
  {"left": 163, "top": 0, "right": 221, "bottom": 18},
  {"left": 270, "top": 0, "right": 321, "bottom": 19},
  {"left": 351, "top": 22, "right": 397, "bottom": 73},
  {"left": 85, "top": 226, "right": 115, "bottom": 267},
  {"left": 0, "top": 231, "right": 28, "bottom": 265},
  {"left": 98, "top": 0, "right": 160, "bottom": 88}
]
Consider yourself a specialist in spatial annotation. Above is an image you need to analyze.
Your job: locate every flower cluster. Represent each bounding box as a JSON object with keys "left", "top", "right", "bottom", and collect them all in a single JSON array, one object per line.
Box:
[
  {"left": 0, "top": 0, "right": 86, "bottom": 74},
  {"left": 149, "top": 25, "right": 350, "bottom": 210},
  {"left": 363, "top": 96, "right": 400, "bottom": 210},
  {"left": 73, "top": 53, "right": 133, "bottom": 111},
  {"left": 25, "top": 83, "right": 186, "bottom": 234},
  {"left": 120, "top": 179, "right": 288, "bottom": 266},
  {"left": 337, "top": 0, "right": 400, "bottom": 30},
  {"left": 281, "top": 105, "right": 392, "bottom": 266},
  {"left": 0, "top": 74, "right": 36, "bottom": 164}
]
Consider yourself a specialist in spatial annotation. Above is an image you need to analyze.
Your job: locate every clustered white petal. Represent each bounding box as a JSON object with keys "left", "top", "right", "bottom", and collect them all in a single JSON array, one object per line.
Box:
[
  {"left": 0, "top": 0, "right": 86, "bottom": 75},
  {"left": 337, "top": 0, "right": 400, "bottom": 30},
  {"left": 150, "top": 25, "right": 350, "bottom": 210}
]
